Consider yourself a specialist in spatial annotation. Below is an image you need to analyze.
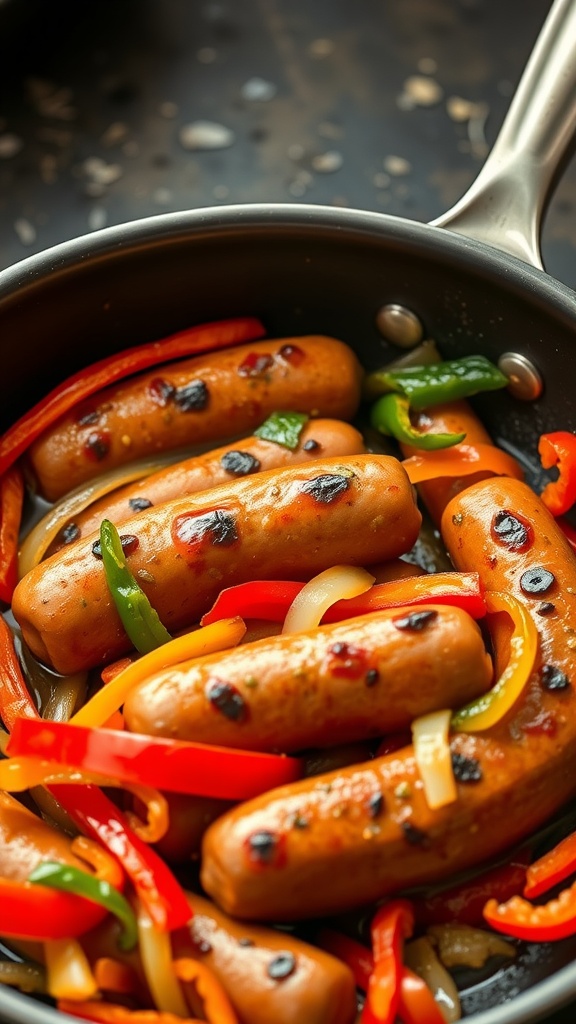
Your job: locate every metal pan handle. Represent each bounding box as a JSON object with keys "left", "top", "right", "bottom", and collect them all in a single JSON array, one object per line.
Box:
[{"left": 432, "top": 0, "right": 576, "bottom": 270}]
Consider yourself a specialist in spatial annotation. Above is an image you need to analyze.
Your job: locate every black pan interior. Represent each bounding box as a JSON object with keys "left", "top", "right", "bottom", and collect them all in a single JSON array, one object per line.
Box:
[{"left": 1, "top": 203, "right": 576, "bottom": 1024}]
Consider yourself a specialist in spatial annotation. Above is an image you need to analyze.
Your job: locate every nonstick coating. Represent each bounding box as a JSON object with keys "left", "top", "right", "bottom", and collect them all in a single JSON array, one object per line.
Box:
[{"left": 1, "top": 202, "right": 576, "bottom": 1024}]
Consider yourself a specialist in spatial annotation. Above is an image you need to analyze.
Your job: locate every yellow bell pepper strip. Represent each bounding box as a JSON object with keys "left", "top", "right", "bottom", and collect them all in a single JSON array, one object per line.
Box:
[
  {"left": 8, "top": 718, "right": 303, "bottom": 800},
  {"left": 28, "top": 862, "right": 138, "bottom": 951},
  {"left": 0, "top": 317, "right": 266, "bottom": 479},
  {"left": 201, "top": 572, "right": 486, "bottom": 627},
  {"left": 538, "top": 431, "right": 576, "bottom": 516},
  {"left": 254, "top": 410, "right": 309, "bottom": 449},
  {"left": 99, "top": 519, "right": 172, "bottom": 654},
  {"left": 0, "top": 464, "right": 24, "bottom": 603},
  {"left": 361, "top": 900, "right": 415, "bottom": 1024},
  {"left": 523, "top": 829, "right": 576, "bottom": 899},
  {"left": 371, "top": 393, "right": 465, "bottom": 450},
  {"left": 70, "top": 616, "right": 246, "bottom": 728},
  {"left": 364, "top": 354, "right": 509, "bottom": 407},
  {"left": 402, "top": 442, "right": 524, "bottom": 486},
  {"left": 0, "top": 613, "right": 40, "bottom": 730},
  {"left": 49, "top": 783, "right": 191, "bottom": 932},
  {"left": 451, "top": 591, "right": 538, "bottom": 732}
]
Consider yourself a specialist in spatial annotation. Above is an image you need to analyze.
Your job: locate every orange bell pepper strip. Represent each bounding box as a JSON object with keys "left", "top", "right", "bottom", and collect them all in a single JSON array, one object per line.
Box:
[{"left": 402, "top": 442, "right": 523, "bottom": 486}]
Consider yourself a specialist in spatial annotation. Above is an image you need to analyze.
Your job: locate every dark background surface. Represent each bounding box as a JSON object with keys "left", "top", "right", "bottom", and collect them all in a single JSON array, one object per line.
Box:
[{"left": 0, "top": 1, "right": 575, "bottom": 1022}]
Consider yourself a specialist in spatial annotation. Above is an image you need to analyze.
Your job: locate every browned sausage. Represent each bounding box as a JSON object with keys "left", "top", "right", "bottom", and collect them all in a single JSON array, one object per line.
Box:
[
  {"left": 26, "top": 336, "right": 364, "bottom": 501},
  {"left": 123, "top": 605, "right": 492, "bottom": 751},
  {"left": 12, "top": 454, "right": 421, "bottom": 674},
  {"left": 200, "top": 477, "right": 576, "bottom": 921},
  {"left": 45, "top": 418, "right": 366, "bottom": 555},
  {"left": 80, "top": 890, "right": 357, "bottom": 1024}
]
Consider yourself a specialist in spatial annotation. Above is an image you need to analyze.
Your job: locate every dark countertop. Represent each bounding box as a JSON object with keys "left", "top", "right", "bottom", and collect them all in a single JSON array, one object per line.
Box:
[{"left": 0, "top": 1, "right": 575, "bottom": 1022}]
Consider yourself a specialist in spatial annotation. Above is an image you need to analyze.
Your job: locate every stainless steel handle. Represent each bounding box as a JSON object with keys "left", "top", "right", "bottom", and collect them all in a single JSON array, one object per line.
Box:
[{"left": 432, "top": 0, "right": 576, "bottom": 269}]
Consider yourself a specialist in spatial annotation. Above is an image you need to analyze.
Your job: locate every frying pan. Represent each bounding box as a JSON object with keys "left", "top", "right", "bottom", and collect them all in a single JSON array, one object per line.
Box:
[{"left": 0, "top": 0, "right": 576, "bottom": 1021}]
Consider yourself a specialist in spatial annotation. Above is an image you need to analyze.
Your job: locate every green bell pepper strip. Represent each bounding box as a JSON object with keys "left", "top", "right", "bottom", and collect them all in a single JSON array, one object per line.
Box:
[
  {"left": 99, "top": 519, "right": 172, "bottom": 654},
  {"left": 254, "top": 410, "right": 309, "bottom": 449},
  {"left": 370, "top": 393, "right": 466, "bottom": 450},
  {"left": 28, "top": 861, "right": 138, "bottom": 951},
  {"left": 364, "top": 354, "right": 508, "bottom": 409}
]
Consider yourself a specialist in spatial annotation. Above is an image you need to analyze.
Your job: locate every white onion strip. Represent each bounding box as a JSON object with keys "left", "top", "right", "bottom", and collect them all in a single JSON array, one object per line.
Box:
[
  {"left": 137, "top": 904, "right": 189, "bottom": 1017},
  {"left": 43, "top": 938, "right": 98, "bottom": 1001},
  {"left": 18, "top": 454, "right": 180, "bottom": 579},
  {"left": 282, "top": 565, "right": 375, "bottom": 634},
  {"left": 412, "top": 709, "right": 457, "bottom": 810}
]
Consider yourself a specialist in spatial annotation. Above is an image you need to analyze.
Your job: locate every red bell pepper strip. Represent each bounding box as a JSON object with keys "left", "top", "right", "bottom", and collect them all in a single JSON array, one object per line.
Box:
[
  {"left": 0, "top": 613, "right": 40, "bottom": 730},
  {"left": 398, "top": 967, "right": 446, "bottom": 1024},
  {"left": 49, "top": 783, "right": 191, "bottom": 933},
  {"left": 538, "top": 431, "right": 576, "bottom": 516},
  {"left": 0, "top": 464, "right": 24, "bottom": 603},
  {"left": 9, "top": 718, "right": 303, "bottom": 799},
  {"left": 0, "top": 317, "right": 265, "bottom": 479},
  {"left": 0, "top": 876, "right": 111, "bottom": 941},
  {"left": 557, "top": 516, "right": 576, "bottom": 552},
  {"left": 483, "top": 877, "right": 576, "bottom": 942},
  {"left": 316, "top": 929, "right": 374, "bottom": 990},
  {"left": 413, "top": 849, "right": 532, "bottom": 927},
  {"left": 523, "top": 830, "right": 576, "bottom": 899},
  {"left": 361, "top": 899, "right": 414, "bottom": 1024},
  {"left": 201, "top": 572, "right": 486, "bottom": 627}
]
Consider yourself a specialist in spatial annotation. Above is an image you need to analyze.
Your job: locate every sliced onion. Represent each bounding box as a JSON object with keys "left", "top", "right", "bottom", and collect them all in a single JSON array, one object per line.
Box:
[
  {"left": 404, "top": 936, "right": 461, "bottom": 1023},
  {"left": 412, "top": 709, "right": 457, "bottom": 810},
  {"left": 282, "top": 564, "right": 375, "bottom": 634},
  {"left": 43, "top": 938, "right": 98, "bottom": 1001},
  {"left": 0, "top": 959, "right": 46, "bottom": 993},
  {"left": 18, "top": 453, "right": 182, "bottom": 578},
  {"left": 427, "top": 923, "right": 515, "bottom": 969},
  {"left": 137, "top": 904, "right": 189, "bottom": 1016}
]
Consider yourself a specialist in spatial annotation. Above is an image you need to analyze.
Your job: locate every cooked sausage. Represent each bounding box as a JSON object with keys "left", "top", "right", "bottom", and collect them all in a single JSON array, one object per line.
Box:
[
  {"left": 46, "top": 418, "right": 366, "bottom": 555},
  {"left": 123, "top": 605, "right": 492, "bottom": 751},
  {"left": 12, "top": 454, "right": 422, "bottom": 674},
  {"left": 26, "top": 336, "right": 364, "bottom": 502},
  {"left": 200, "top": 477, "right": 576, "bottom": 921},
  {"left": 81, "top": 890, "right": 357, "bottom": 1024}
]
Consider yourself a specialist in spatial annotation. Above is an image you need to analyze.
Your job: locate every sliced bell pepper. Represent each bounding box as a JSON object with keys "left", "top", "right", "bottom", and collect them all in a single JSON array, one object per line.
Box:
[
  {"left": 8, "top": 718, "right": 303, "bottom": 800},
  {"left": 0, "top": 464, "right": 24, "bottom": 604},
  {"left": 201, "top": 571, "right": 486, "bottom": 627},
  {"left": 364, "top": 354, "right": 509, "bottom": 407},
  {"left": 174, "top": 958, "right": 239, "bottom": 1024},
  {"left": 451, "top": 591, "right": 538, "bottom": 732},
  {"left": 402, "top": 442, "right": 523, "bottom": 486},
  {"left": 0, "top": 317, "right": 265, "bottom": 479},
  {"left": 28, "top": 861, "right": 138, "bottom": 951},
  {"left": 484, "top": 878, "right": 576, "bottom": 942},
  {"left": 57, "top": 1003, "right": 196, "bottom": 1024},
  {"left": 0, "top": 876, "right": 112, "bottom": 941},
  {"left": 48, "top": 783, "right": 191, "bottom": 932},
  {"left": 361, "top": 899, "right": 414, "bottom": 1024},
  {"left": 557, "top": 516, "right": 576, "bottom": 552},
  {"left": 100, "top": 519, "right": 172, "bottom": 654},
  {"left": 0, "top": 613, "right": 40, "bottom": 731},
  {"left": 316, "top": 929, "right": 374, "bottom": 990},
  {"left": 371, "top": 393, "right": 465, "bottom": 450},
  {"left": 254, "top": 410, "right": 309, "bottom": 449},
  {"left": 538, "top": 431, "right": 576, "bottom": 516},
  {"left": 523, "top": 829, "right": 576, "bottom": 899},
  {"left": 71, "top": 616, "right": 246, "bottom": 728},
  {"left": 413, "top": 849, "right": 532, "bottom": 927}
]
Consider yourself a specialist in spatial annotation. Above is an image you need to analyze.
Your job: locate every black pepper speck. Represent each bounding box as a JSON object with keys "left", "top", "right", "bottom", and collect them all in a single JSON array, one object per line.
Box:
[
  {"left": 206, "top": 679, "right": 247, "bottom": 721},
  {"left": 451, "top": 752, "right": 483, "bottom": 783},
  {"left": 267, "top": 953, "right": 297, "bottom": 981},
  {"left": 220, "top": 450, "right": 260, "bottom": 476},
  {"left": 541, "top": 664, "right": 570, "bottom": 691},
  {"left": 129, "top": 496, "right": 153, "bottom": 512},
  {"left": 393, "top": 610, "right": 438, "bottom": 632}
]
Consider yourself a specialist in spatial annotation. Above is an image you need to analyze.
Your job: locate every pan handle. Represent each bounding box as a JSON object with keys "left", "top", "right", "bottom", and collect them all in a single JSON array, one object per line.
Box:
[{"left": 431, "top": 0, "right": 576, "bottom": 270}]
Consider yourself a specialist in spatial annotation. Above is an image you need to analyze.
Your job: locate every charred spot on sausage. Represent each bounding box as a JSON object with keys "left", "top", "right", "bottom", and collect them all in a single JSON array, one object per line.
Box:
[
  {"left": 368, "top": 791, "right": 384, "bottom": 818},
  {"left": 245, "top": 829, "right": 286, "bottom": 867},
  {"left": 237, "top": 352, "right": 274, "bottom": 377},
  {"left": 149, "top": 377, "right": 176, "bottom": 405},
  {"left": 172, "top": 509, "right": 239, "bottom": 553},
  {"left": 220, "top": 450, "right": 261, "bottom": 477},
  {"left": 174, "top": 379, "right": 209, "bottom": 411},
  {"left": 205, "top": 679, "right": 247, "bottom": 721},
  {"left": 238, "top": 937, "right": 254, "bottom": 947},
  {"left": 267, "top": 952, "right": 297, "bottom": 981},
  {"left": 84, "top": 431, "right": 111, "bottom": 462},
  {"left": 278, "top": 343, "right": 305, "bottom": 366},
  {"left": 76, "top": 407, "right": 100, "bottom": 426},
  {"left": 365, "top": 668, "right": 380, "bottom": 687},
  {"left": 451, "top": 752, "right": 483, "bottom": 783},
  {"left": 541, "top": 664, "right": 571, "bottom": 692},
  {"left": 128, "top": 496, "right": 153, "bottom": 512},
  {"left": 520, "top": 567, "right": 556, "bottom": 595},
  {"left": 491, "top": 510, "right": 533, "bottom": 551},
  {"left": 401, "top": 821, "right": 429, "bottom": 846},
  {"left": 303, "top": 438, "right": 320, "bottom": 451},
  {"left": 393, "top": 609, "right": 438, "bottom": 632},
  {"left": 92, "top": 533, "right": 139, "bottom": 559},
  {"left": 60, "top": 522, "right": 80, "bottom": 545},
  {"left": 326, "top": 641, "right": 369, "bottom": 678},
  {"left": 300, "top": 473, "right": 350, "bottom": 503},
  {"left": 537, "top": 601, "right": 556, "bottom": 616}
]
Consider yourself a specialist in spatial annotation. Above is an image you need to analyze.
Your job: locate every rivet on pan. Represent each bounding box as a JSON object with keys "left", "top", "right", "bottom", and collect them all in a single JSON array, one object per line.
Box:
[
  {"left": 375, "top": 303, "right": 424, "bottom": 348},
  {"left": 498, "top": 352, "right": 543, "bottom": 401}
]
